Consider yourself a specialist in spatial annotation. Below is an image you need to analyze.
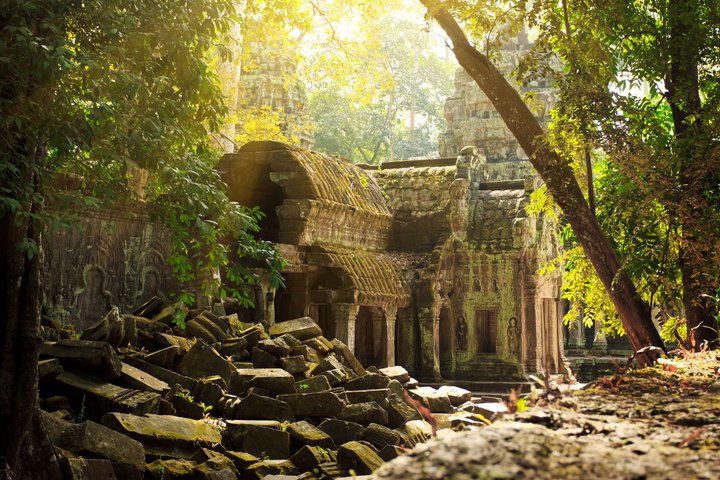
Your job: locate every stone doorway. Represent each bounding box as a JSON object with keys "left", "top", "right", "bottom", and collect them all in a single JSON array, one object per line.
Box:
[
  {"left": 475, "top": 308, "right": 498, "bottom": 354},
  {"left": 439, "top": 307, "right": 453, "bottom": 378},
  {"left": 354, "top": 306, "right": 388, "bottom": 367}
]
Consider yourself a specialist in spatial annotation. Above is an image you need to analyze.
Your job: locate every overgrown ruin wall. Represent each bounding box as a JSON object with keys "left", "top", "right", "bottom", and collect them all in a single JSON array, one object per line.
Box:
[
  {"left": 220, "top": 142, "right": 563, "bottom": 381},
  {"left": 41, "top": 204, "right": 177, "bottom": 331}
]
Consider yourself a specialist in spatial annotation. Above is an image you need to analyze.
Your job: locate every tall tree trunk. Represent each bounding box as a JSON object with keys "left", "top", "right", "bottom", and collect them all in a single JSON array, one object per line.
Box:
[
  {"left": 421, "top": 1, "right": 665, "bottom": 363},
  {"left": 0, "top": 158, "right": 56, "bottom": 480},
  {"left": 666, "top": 0, "right": 719, "bottom": 348}
]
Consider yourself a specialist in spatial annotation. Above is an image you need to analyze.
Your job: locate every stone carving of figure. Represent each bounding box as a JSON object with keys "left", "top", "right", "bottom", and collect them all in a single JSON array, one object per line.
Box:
[
  {"left": 456, "top": 314, "right": 468, "bottom": 351},
  {"left": 507, "top": 316, "right": 519, "bottom": 356}
]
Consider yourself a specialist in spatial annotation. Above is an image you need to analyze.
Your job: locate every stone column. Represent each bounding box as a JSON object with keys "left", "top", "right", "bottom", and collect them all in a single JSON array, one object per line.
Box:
[
  {"left": 383, "top": 306, "right": 398, "bottom": 368},
  {"left": 593, "top": 319, "right": 608, "bottom": 354},
  {"left": 418, "top": 306, "right": 442, "bottom": 382},
  {"left": 331, "top": 303, "right": 359, "bottom": 354}
]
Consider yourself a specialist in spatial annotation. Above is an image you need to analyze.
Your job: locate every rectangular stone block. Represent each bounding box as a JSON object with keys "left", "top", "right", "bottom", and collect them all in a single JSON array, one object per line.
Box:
[
  {"left": 59, "top": 420, "right": 145, "bottom": 473},
  {"left": 119, "top": 362, "right": 171, "bottom": 393},
  {"left": 42, "top": 339, "right": 122, "bottom": 380},
  {"left": 277, "top": 391, "right": 345, "bottom": 417},
  {"left": 345, "top": 389, "right": 390, "bottom": 405},
  {"left": 101, "top": 413, "right": 221, "bottom": 458},
  {"left": 230, "top": 368, "right": 295, "bottom": 395},
  {"left": 269, "top": 317, "right": 322, "bottom": 340},
  {"left": 53, "top": 371, "right": 160, "bottom": 420}
]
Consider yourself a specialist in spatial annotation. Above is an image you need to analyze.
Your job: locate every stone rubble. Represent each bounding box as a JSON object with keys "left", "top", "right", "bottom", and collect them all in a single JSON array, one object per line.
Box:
[{"left": 38, "top": 297, "right": 493, "bottom": 479}]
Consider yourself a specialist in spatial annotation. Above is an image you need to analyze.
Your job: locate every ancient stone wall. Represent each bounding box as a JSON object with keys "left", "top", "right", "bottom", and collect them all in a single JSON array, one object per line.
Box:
[
  {"left": 41, "top": 204, "right": 177, "bottom": 331},
  {"left": 438, "top": 33, "right": 556, "bottom": 161},
  {"left": 371, "top": 163, "right": 456, "bottom": 252}
]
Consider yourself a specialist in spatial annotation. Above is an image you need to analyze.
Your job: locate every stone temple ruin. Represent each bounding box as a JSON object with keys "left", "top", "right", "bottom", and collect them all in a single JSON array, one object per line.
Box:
[
  {"left": 218, "top": 140, "right": 563, "bottom": 382},
  {"left": 40, "top": 30, "right": 566, "bottom": 386}
]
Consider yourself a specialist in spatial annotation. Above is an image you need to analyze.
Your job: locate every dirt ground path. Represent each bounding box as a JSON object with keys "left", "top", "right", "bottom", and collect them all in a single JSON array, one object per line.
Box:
[{"left": 374, "top": 350, "right": 720, "bottom": 479}]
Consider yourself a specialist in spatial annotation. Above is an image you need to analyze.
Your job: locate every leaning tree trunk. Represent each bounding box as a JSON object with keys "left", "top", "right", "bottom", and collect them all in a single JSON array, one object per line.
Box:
[
  {"left": 421, "top": 1, "right": 665, "bottom": 363},
  {"left": 0, "top": 161, "right": 58, "bottom": 480}
]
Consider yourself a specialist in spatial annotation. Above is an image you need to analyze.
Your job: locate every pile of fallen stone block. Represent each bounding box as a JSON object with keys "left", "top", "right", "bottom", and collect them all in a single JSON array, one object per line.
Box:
[{"left": 38, "top": 298, "right": 495, "bottom": 479}]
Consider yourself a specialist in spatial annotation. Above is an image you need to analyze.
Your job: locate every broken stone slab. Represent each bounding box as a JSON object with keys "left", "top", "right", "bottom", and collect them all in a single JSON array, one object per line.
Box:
[
  {"left": 394, "top": 419, "right": 434, "bottom": 447},
  {"left": 193, "top": 453, "right": 239, "bottom": 479},
  {"left": 277, "top": 333, "right": 302, "bottom": 347},
  {"left": 294, "top": 375, "right": 331, "bottom": 393},
  {"left": 222, "top": 421, "right": 290, "bottom": 459},
  {"left": 61, "top": 457, "right": 117, "bottom": 480},
  {"left": 314, "top": 353, "right": 348, "bottom": 375},
  {"left": 186, "top": 312, "right": 229, "bottom": 344},
  {"left": 459, "top": 401, "right": 508, "bottom": 419},
  {"left": 146, "top": 458, "right": 196, "bottom": 479},
  {"left": 44, "top": 395, "right": 72, "bottom": 412},
  {"left": 251, "top": 346, "right": 278, "bottom": 367},
  {"left": 59, "top": 420, "right": 145, "bottom": 473},
  {"left": 302, "top": 336, "right": 333, "bottom": 354},
  {"left": 331, "top": 339, "right": 366, "bottom": 376},
  {"left": 257, "top": 338, "right": 292, "bottom": 357},
  {"left": 233, "top": 393, "right": 295, "bottom": 422},
  {"left": 363, "top": 423, "right": 402, "bottom": 450},
  {"left": 169, "top": 390, "right": 206, "bottom": 420},
  {"left": 152, "top": 301, "right": 188, "bottom": 327},
  {"left": 338, "top": 402, "right": 389, "bottom": 426},
  {"left": 238, "top": 324, "right": 267, "bottom": 350},
  {"left": 386, "top": 392, "right": 422, "bottom": 428},
  {"left": 318, "top": 419, "right": 366, "bottom": 445},
  {"left": 39, "top": 358, "right": 63, "bottom": 380},
  {"left": 219, "top": 338, "right": 249, "bottom": 361},
  {"left": 80, "top": 311, "right": 168, "bottom": 350},
  {"left": 319, "top": 368, "right": 348, "bottom": 387},
  {"left": 119, "top": 362, "right": 170, "bottom": 393},
  {"left": 277, "top": 391, "right": 345, "bottom": 417},
  {"left": 269, "top": 317, "right": 322, "bottom": 341},
  {"left": 345, "top": 373, "right": 390, "bottom": 391},
  {"left": 42, "top": 339, "right": 122, "bottom": 380},
  {"left": 279, "top": 355, "right": 308, "bottom": 374},
  {"left": 246, "top": 459, "right": 296, "bottom": 479},
  {"left": 122, "top": 355, "right": 195, "bottom": 390},
  {"left": 53, "top": 371, "right": 160, "bottom": 419},
  {"left": 387, "top": 379, "right": 406, "bottom": 398},
  {"left": 101, "top": 413, "right": 222, "bottom": 458},
  {"left": 41, "top": 409, "right": 73, "bottom": 444},
  {"left": 291, "top": 344, "right": 321, "bottom": 364},
  {"left": 287, "top": 420, "right": 336, "bottom": 449},
  {"left": 230, "top": 368, "right": 295, "bottom": 395},
  {"left": 449, "top": 411, "right": 492, "bottom": 429},
  {"left": 290, "top": 445, "right": 337, "bottom": 471},
  {"left": 144, "top": 345, "right": 180, "bottom": 368},
  {"left": 178, "top": 340, "right": 235, "bottom": 384},
  {"left": 133, "top": 296, "right": 166, "bottom": 318},
  {"left": 337, "top": 441, "right": 384, "bottom": 475},
  {"left": 81, "top": 307, "right": 130, "bottom": 347},
  {"left": 225, "top": 451, "right": 259, "bottom": 471},
  {"left": 153, "top": 332, "right": 195, "bottom": 355},
  {"left": 379, "top": 365, "right": 410, "bottom": 384},
  {"left": 438, "top": 385, "right": 473, "bottom": 406},
  {"left": 408, "top": 387, "right": 453, "bottom": 413},
  {"left": 345, "top": 388, "right": 390, "bottom": 405},
  {"left": 379, "top": 444, "right": 405, "bottom": 462},
  {"left": 316, "top": 462, "right": 344, "bottom": 478}
]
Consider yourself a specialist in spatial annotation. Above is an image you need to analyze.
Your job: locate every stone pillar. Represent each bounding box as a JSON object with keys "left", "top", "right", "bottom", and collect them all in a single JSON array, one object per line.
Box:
[
  {"left": 418, "top": 306, "right": 442, "bottom": 382},
  {"left": 593, "top": 319, "right": 608, "bottom": 354},
  {"left": 331, "top": 303, "right": 359, "bottom": 354},
  {"left": 521, "top": 285, "right": 539, "bottom": 373},
  {"left": 383, "top": 306, "right": 398, "bottom": 368}
]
